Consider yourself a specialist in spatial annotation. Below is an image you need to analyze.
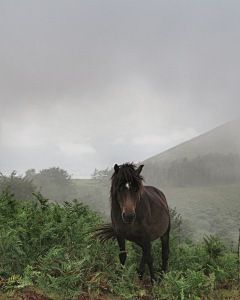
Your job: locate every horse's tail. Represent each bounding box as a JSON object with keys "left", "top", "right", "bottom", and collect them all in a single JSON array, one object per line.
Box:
[{"left": 90, "top": 222, "right": 116, "bottom": 244}]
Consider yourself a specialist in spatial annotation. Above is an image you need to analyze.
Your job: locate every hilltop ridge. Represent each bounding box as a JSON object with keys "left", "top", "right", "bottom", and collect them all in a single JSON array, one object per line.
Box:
[{"left": 143, "top": 118, "right": 240, "bottom": 164}]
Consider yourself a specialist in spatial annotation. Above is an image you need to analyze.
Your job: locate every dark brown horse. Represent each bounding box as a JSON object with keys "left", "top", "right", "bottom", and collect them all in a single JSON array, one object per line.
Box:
[{"left": 92, "top": 163, "right": 170, "bottom": 284}]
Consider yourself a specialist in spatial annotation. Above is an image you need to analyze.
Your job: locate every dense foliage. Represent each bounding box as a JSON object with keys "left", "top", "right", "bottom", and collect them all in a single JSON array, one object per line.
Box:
[
  {"left": 0, "top": 188, "right": 239, "bottom": 299},
  {"left": 26, "top": 167, "right": 78, "bottom": 203},
  {"left": 0, "top": 167, "right": 78, "bottom": 204},
  {"left": 0, "top": 171, "right": 38, "bottom": 202}
]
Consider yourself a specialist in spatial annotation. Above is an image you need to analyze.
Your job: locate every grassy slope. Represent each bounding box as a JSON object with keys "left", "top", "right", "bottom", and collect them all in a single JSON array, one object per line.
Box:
[
  {"left": 164, "top": 183, "right": 240, "bottom": 216},
  {"left": 164, "top": 183, "right": 240, "bottom": 242}
]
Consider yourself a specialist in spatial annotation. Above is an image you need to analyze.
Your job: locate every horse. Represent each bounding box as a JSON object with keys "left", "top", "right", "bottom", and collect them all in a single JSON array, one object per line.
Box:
[{"left": 92, "top": 163, "right": 170, "bottom": 284}]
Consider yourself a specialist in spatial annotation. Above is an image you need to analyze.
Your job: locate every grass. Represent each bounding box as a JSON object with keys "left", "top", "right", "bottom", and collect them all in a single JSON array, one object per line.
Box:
[{"left": 164, "top": 183, "right": 240, "bottom": 211}]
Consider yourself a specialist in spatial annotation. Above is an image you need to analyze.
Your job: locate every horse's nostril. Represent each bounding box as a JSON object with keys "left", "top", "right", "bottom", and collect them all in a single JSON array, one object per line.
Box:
[{"left": 122, "top": 212, "right": 136, "bottom": 223}]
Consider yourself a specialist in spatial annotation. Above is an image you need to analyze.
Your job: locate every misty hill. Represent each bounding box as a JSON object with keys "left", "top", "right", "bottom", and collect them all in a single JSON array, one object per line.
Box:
[{"left": 143, "top": 118, "right": 240, "bottom": 165}]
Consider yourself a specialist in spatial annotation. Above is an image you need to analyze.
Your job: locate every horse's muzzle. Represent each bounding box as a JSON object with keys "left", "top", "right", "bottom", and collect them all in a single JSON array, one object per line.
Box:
[{"left": 122, "top": 212, "right": 136, "bottom": 224}]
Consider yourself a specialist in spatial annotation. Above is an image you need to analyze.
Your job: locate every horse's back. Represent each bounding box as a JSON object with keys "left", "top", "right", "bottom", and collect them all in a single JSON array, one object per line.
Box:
[{"left": 141, "top": 186, "right": 170, "bottom": 241}]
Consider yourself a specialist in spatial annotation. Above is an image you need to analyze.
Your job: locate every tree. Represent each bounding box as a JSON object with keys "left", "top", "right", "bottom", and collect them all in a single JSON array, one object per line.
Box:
[
  {"left": 24, "top": 168, "right": 36, "bottom": 181},
  {"left": 91, "top": 167, "right": 111, "bottom": 186},
  {"left": 91, "top": 168, "right": 100, "bottom": 181},
  {"left": 34, "top": 167, "right": 73, "bottom": 188},
  {"left": 0, "top": 171, "right": 38, "bottom": 201},
  {"left": 31, "top": 167, "right": 76, "bottom": 204}
]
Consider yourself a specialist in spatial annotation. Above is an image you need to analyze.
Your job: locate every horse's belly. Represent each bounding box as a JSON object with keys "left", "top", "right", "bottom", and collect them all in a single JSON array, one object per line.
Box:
[
  {"left": 124, "top": 220, "right": 168, "bottom": 244},
  {"left": 149, "top": 214, "right": 169, "bottom": 241}
]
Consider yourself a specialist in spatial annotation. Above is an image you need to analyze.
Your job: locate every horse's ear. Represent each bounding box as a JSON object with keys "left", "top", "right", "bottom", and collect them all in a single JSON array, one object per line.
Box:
[
  {"left": 114, "top": 164, "right": 120, "bottom": 174},
  {"left": 136, "top": 165, "right": 144, "bottom": 175}
]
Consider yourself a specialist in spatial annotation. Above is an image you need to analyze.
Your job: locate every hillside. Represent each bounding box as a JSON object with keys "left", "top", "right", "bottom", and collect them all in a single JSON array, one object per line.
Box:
[
  {"left": 143, "top": 118, "right": 240, "bottom": 164},
  {"left": 165, "top": 183, "right": 240, "bottom": 243}
]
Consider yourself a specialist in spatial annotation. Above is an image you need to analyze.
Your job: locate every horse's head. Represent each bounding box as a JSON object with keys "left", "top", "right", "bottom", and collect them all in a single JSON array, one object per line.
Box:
[{"left": 111, "top": 163, "right": 144, "bottom": 224}]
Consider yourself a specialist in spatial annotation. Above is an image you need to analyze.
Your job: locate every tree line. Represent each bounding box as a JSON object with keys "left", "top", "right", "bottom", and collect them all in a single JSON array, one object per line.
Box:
[
  {"left": 143, "top": 153, "right": 240, "bottom": 187},
  {"left": 91, "top": 167, "right": 111, "bottom": 186},
  {"left": 0, "top": 167, "right": 76, "bottom": 203},
  {"left": 91, "top": 153, "right": 240, "bottom": 188}
]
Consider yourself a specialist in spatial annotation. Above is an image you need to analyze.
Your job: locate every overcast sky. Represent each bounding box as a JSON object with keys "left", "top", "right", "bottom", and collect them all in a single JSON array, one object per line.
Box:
[{"left": 1, "top": 1, "right": 240, "bottom": 178}]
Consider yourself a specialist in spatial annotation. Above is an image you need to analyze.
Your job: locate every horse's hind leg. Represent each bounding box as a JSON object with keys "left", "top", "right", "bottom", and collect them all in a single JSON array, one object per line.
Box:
[
  {"left": 117, "top": 235, "right": 126, "bottom": 265},
  {"left": 161, "top": 225, "right": 170, "bottom": 275}
]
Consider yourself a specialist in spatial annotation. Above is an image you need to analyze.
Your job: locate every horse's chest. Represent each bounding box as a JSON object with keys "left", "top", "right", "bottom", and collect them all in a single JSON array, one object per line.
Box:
[
  {"left": 125, "top": 228, "right": 143, "bottom": 242},
  {"left": 119, "top": 222, "right": 147, "bottom": 244}
]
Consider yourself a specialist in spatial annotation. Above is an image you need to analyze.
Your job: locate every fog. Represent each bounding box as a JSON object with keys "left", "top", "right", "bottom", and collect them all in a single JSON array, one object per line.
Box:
[{"left": 1, "top": 1, "right": 240, "bottom": 177}]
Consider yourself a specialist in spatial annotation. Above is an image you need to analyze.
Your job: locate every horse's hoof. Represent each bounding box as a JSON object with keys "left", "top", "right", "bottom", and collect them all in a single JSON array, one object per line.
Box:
[
  {"left": 136, "top": 268, "right": 143, "bottom": 280},
  {"left": 157, "top": 277, "right": 162, "bottom": 284},
  {"left": 151, "top": 277, "right": 157, "bottom": 286}
]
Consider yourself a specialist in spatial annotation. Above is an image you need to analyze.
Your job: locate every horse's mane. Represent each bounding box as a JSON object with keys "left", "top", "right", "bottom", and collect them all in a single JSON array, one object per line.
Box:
[{"left": 110, "top": 163, "right": 144, "bottom": 200}]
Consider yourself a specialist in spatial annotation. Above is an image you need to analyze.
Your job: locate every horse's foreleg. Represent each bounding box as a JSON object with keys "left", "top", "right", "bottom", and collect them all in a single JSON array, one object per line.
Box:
[
  {"left": 139, "top": 240, "right": 156, "bottom": 285},
  {"left": 145, "top": 242, "right": 157, "bottom": 285},
  {"left": 161, "top": 225, "right": 170, "bottom": 275},
  {"left": 117, "top": 235, "right": 126, "bottom": 265},
  {"left": 136, "top": 254, "right": 145, "bottom": 280}
]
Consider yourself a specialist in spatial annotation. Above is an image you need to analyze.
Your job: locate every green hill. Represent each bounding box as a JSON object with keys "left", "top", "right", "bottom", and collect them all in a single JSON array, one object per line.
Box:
[{"left": 143, "top": 118, "right": 240, "bottom": 164}]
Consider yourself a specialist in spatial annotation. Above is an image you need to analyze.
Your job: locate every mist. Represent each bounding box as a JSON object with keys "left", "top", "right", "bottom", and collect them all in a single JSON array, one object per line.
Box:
[{"left": 1, "top": 1, "right": 240, "bottom": 177}]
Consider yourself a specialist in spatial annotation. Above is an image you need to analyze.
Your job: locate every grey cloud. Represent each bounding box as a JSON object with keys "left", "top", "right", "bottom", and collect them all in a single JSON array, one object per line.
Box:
[{"left": 1, "top": 1, "right": 240, "bottom": 177}]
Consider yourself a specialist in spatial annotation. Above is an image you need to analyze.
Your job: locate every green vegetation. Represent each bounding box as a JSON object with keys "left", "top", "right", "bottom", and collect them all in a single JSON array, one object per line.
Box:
[
  {"left": 26, "top": 167, "right": 78, "bottom": 204},
  {"left": 0, "top": 188, "right": 239, "bottom": 299},
  {"left": 1, "top": 152, "right": 240, "bottom": 298},
  {"left": 1, "top": 167, "right": 78, "bottom": 204},
  {"left": 0, "top": 171, "right": 37, "bottom": 202}
]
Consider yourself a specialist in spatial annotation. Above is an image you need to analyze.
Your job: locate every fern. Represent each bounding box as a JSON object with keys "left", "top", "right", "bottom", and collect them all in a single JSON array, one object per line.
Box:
[{"left": 0, "top": 188, "right": 238, "bottom": 299}]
